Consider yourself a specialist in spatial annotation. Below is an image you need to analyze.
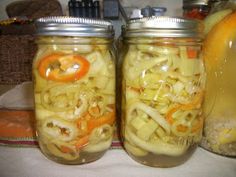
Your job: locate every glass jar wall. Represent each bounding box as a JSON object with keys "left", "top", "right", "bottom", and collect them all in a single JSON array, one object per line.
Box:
[
  {"left": 201, "top": 0, "right": 236, "bottom": 157},
  {"left": 33, "top": 17, "right": 116, "bottom": 164},
  {"left": 120, "top": 17, "right": 205, "bottom": 167}
]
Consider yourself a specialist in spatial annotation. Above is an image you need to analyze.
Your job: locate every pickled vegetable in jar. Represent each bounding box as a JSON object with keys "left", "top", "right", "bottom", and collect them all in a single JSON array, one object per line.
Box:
[
  {"left": 121, "top": 17, "right": 205, "bottom": 167},
  {"left": 201, "top": 0, "right": 236, "bottom": 156},
  {"left": 33, "top": 17, "right": 116, "bottom": 164}
]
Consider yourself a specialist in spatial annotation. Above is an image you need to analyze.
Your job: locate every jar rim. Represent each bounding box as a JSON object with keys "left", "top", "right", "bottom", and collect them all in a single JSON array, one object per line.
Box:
[
  {"left": 35, "top": 16, "right": 114, "bottom": 38},
  {"left": 123, "top": 16, "right": 204, "bottom": 38},
  {"left": 183, "top": 0, "right": 209, "bottom": 7}
]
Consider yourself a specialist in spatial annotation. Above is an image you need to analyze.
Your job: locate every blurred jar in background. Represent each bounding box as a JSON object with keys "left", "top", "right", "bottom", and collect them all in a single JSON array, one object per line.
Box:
[
  {"left": 183, "top": 0, "right": 210, "bottom": 19},
  {"left": 201, "top": 0, "right": 236, "bottom": 157}
]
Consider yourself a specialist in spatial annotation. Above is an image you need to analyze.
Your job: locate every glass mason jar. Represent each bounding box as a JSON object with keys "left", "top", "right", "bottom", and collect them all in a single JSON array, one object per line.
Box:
[
  {"left": 183, "top": 0, "right": 210, "bottom": 20},
  {"left": 201, "top": 0, "right": 236, "bottom": 156},
  {"left": 33, "top": 17, "right": 116, "bottom": 164},
  {"left": 121, "top": 17, "right": 205, "bottom": 167}
]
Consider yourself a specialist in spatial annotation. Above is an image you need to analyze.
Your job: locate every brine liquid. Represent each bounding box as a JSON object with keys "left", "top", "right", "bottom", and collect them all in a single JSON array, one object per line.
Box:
[
  {"left": 39, "top": 141, "right": 106, "bottom": 165},
  {"left": 126, "top": 144, "right": 197, "bottom": 167}
]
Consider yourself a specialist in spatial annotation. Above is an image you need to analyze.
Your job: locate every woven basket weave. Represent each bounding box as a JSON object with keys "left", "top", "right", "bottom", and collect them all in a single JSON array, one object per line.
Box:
[{"left": 0, "top": 35, "right": 37, "bottom": 85}]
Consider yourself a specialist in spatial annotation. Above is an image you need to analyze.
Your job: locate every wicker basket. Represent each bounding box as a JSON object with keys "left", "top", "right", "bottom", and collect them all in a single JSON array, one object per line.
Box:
[{"left": 0, "top": 34, "right": 37, "bottom": 85}]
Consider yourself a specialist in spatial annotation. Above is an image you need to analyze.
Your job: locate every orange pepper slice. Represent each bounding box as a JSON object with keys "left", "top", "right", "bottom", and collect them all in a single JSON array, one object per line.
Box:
[
  {"left": 60, "top": 145, "right": 74, "bottom": 153},
  {"left": 165, "top": 92, "right": 204, "bottom": 125},
  {"left": 38, "top": 53, "right": 90, "bottom": 82},
  {"left": 75, "top": 135, "right": 89, "bottom": 150},
  {"left": 187, "top": 47, "right": 198, "bottom": 59},
  {"left": 166, "top": 105, "right": 181, "bottom": 125},
  {"left": 77, "top": 108, "right": 115, "bottom": 134},
  {"left": 177, "top": 125, "right": 189, "bottom": 132},
  {"left": 75, "top": 109, "right": 115, "bottom": 151},
  {"left": 87, "top": 110, "right": 115, "bottom": 133}
]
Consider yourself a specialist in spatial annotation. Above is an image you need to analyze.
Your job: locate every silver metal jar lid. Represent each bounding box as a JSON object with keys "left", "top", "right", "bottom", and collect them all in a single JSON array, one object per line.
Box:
[
  {"left": 124, "top": 16, "right": 203, "bottom": 38},
  {"left": 35, "top": 16, "right": 114, "bottom": 38},
  {"left": 183, "top": 0, "right": 209, "bottom": 6}
]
